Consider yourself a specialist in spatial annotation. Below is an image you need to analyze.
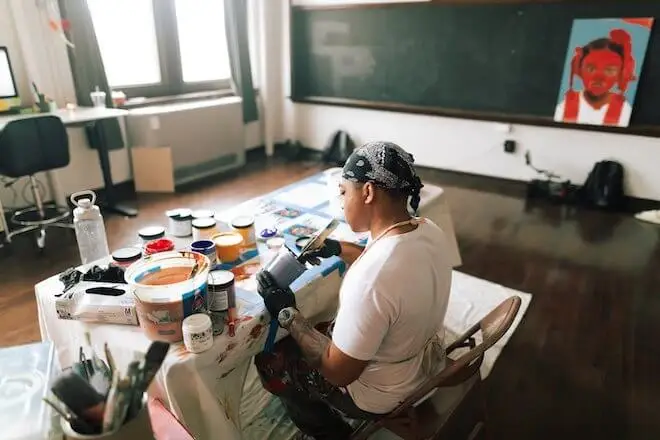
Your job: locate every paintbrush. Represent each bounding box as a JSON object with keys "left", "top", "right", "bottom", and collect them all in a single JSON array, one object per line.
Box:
[{"left": 43, "top": 397, "right": 97, "bottom": 435}]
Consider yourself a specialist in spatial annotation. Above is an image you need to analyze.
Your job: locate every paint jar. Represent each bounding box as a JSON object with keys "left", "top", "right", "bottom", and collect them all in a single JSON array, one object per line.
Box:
[
  {"left": 182, "top": 313, "right": 214, "bottom": 354},
  {"left": 191, "top": 239, "right": 217, "bottom": 266},
  {"left": 231, "top": 215, "right": 256, "bottom": 247},
  {"left": 111, "top": 247, "right": 142, "bottom": 268},
  {"left": 191, "top": 209, "right": 215, "bottom": 220},
  {"left": 263, "top": 245, "right": 307, "bottom": 289},
  {"left": 144, "top": 238, "right": 175, "bottom": 255},
  {"left": 208, "top": 270, "right": 235, "bottom": 313},
  {"left": 212, "top": 232, "right": 244, "bottom": 263},
  {"left": 192, "top": 217, "right": 217, "bottom": 242},
  {"left": 167, "top": 208, "right": 193, "bottom": 237},
  {"left": 138, "top": 226, "right": 166, "bottom": 244},
  {"left": 125, "top": 251, "right": 210, "bottom": 342},
  {"left": 260, "top": 236, "right": 285, "bottom": 267}
]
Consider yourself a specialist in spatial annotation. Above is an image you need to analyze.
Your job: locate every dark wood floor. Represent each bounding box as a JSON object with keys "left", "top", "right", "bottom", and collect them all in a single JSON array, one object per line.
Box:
[{"left": 1, "top": 157, "right": 659, "bottom": 440}]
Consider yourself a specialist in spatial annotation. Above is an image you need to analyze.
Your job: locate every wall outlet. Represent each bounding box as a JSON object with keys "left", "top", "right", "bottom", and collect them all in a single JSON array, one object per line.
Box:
[{"left": 504, "top": 139, "right": 516, "bottom": 154}]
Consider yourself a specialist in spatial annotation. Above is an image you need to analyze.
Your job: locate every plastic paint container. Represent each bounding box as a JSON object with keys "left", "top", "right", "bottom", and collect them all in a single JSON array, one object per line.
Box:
[
  {"left": 182, "top": 313, "right": 214, "bottom": 354},
  {"left": 263, "top": 245, "right": 307, "bottom": 289},
  {"left": 261, "top": 236, "right": 285, "bottom": 267},
  {"left": 191, "top": 209, "right": 215, "bottom": 220},
  {"left": 111, "top": 247, "right": 142, "bottom": 268},
  {"left": 192, "top": 218, "right": 217, "bottom": 242},
  {"left": 207, "top": 270, "right": 235, "bottom": 313},
  {"left": 138, "top": 226, "right": 166, "bottom": 244},
  {"left": 125, "top": 251, "right": 210, "bottom": 342},
  {"left": 167, "top": 208, "right": 192, "bottom": 237},
  {"left": 231, "top": 215, "right": 256, "bottom": 247},
  {"left": 212, "top": 232, "right": 244, "bottom": 263},
  {"left": 191, "top": 239, "right": 217, "bottom": 266},
  {"left": 144, "top": 238, "right": 175, "bottom": 255}
]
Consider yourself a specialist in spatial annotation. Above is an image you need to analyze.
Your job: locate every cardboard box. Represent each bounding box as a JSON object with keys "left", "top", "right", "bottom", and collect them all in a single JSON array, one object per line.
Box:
[
  {"left": 130, "top": 146, "right": 175, "bottom": 193},
  {"left": 55, "top": 282, "right": 138, "bottom": 325}
]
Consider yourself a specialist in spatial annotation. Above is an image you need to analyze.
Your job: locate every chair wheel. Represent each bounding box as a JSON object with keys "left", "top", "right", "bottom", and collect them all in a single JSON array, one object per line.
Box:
[{"left": 36, "top": 229, "right": 46, "bottom": 249}]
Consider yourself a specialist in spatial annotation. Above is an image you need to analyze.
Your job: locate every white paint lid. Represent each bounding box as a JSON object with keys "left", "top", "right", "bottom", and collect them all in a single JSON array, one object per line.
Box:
[
  {"left": 183, "top": 313, "right": 212, "bottom": 333},
  {"left": 138, "top": 225, "right": 165, "bottom": 239},
  {"left": 192, "top": 218, "right": 216, "bottom": 229},
  {"left": 191, "top": 209, "right": 215, "bottom": 219},
  {"left": 209, "top": 269, "right": 235, "bottom": 286},
  {"left": 266, "top": 237, "right": 285, "bottom": 250},
  {"left": 231, "top": 215, "right": 254, "bottom": 228}
]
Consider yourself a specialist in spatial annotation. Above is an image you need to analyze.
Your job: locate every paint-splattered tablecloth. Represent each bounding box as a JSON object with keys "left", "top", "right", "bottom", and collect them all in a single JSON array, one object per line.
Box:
[{"left": 34, "top": 168, "right": 461, "bottom": 440}]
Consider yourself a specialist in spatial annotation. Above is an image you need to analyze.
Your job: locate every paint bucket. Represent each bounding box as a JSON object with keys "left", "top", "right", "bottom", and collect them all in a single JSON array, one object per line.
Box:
[
  {"left": 263, "top": 246, "right": 307, "bottom": 289},
  {"left": 212, "top": 232, "right": 244, "bottom": 263},
  {"left": 125, "top": 251, "right": 210, "bottom": 342},
  {"left": 191, "top": 239, "right": 217, "bottom": 266},
  {"left": 231, "top": 215, "right": 256, "bottom": 247}
]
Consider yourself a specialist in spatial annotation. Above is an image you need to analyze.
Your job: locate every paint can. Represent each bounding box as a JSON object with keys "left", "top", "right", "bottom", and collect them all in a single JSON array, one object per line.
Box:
[
  {"left": 212, "top": 232, "right": 244, "bottom": 262},
  {"left": 263, "top": 245, "right": 307, "bottom": 289},
  {"left": 207, "top": 270, "right": 235, "bottom": 313},
  {"left": 260, "top": 236, "right": 285, "bottom": 267},
  {"left": 182, "top": 313, "right": 214, "bottom": 354},
  {"left": 167, "top": 208, "right": 192, "bottom": 237},
  {"left": 138, "top": 225, "right": 165, "bottom": 244},
  {"left": 191, "top": 239, "right": 217, "bottom": 266},
  {"left": 231, "top": 215, "right": 256, "bottom": 247},
  {"left": 125, "top": 251, "right": 210, "bottom": 342},
  {"left": 191, "top": 209, "right": 215, "bottom": 220},
  {"left": 192, "top": 217, "right": 217, "bottom": 242}
]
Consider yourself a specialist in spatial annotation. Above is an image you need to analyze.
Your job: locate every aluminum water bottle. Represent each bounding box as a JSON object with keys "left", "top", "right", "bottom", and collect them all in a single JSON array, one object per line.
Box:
[{"left": 71, "top": 190, "right": 110, "bottom": 265}]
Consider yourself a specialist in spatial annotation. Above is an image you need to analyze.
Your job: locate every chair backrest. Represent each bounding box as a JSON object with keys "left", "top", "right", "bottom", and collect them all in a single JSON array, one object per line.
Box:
[
  {"left": 0, "top": 115, "right": 69, "bottom": 178},
  {"left": 387, "top": 296, "right": 522, "bottom": 419}
]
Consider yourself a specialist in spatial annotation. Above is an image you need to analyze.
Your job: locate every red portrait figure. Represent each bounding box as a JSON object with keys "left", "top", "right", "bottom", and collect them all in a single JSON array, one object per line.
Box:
[{"left": 556, "top": 29, "right": 636, "bottom": 127}]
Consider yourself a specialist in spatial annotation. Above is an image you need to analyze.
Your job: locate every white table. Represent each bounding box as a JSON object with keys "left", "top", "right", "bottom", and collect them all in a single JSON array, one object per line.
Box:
[
  {"left": 34, "top": 171, "right": 471, "bottom": 439},
  {"left": 0, "top": 107, "right": 136, "bottom": 218}
]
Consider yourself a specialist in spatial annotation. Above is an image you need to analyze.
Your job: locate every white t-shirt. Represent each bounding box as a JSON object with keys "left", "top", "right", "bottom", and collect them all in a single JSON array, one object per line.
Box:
[
  {"left": 554, "top": 91, "right": 632, "bottom": 127},
  {"left": 332, "top": 220, "right": 452, "bottom": 414}
]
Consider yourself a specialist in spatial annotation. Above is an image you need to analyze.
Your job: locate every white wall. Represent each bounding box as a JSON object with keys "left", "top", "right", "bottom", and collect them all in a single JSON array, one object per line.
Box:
[{"left": 280, "top": 2, "right": 660, "bottom": 201}]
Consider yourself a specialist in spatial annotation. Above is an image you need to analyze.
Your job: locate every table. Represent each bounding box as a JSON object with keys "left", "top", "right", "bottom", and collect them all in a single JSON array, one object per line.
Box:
[
  {"left": 0, "top": 107, "right": 137, "bottom": 217},
  {"left": 35, "top": 169, "right": 466, "bottom": 439}
]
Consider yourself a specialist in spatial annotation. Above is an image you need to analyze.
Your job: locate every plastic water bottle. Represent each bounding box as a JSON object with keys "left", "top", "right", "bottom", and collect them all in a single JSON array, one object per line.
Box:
[{"left": 71, "top": 190, "right": 110, "bottom": 265}]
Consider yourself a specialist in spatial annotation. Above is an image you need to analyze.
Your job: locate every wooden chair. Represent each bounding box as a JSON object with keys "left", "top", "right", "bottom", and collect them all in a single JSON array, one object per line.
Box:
[{"left": 350, "top": 296, "right": 522, "bottom": 440}]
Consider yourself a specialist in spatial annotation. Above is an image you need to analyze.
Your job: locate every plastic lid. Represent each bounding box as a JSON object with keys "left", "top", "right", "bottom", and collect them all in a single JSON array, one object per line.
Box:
[
  {"left": 190, "top": 240, "right": 215, "bottom": 251},
  {"left": 192, "top": 218, "right": 216, "bottom": 229},
  {"left": 183, "top": 313, "right": 212, "bottom": 333},
  {"left": 267, "top": 237, "right": 286, "bottom": 250},
  {"left": 214, "top": 232, "right": 243, "bottom": 246},
  {"left": 112, "top": 247, "right": 142, "bottom": 262},
  {"left": 77, "top": 198, "right": 92, "bottom": 209},
  {"left": 191, "top": 209, "right": 215, "bottom": 219},
  {"left": 139, "top": 226, "right": 166, "bottom": 239},
  {"left": 166, "top": 208, "right": 192, "bottom": 220},
  {"left": 208, "top": 269, "right": 235, "bottom": 286},
  {"left": 231, "top": 215, "right": 254, "bottom": 228}
]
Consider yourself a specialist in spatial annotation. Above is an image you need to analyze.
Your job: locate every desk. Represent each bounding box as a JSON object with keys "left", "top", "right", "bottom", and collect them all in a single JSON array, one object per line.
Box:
[
  {"left": 34, "top": 170, "right": 470, "bottom": 439},
  {"left": 0, "top": 107, "right": 137, "bottom": 217}
]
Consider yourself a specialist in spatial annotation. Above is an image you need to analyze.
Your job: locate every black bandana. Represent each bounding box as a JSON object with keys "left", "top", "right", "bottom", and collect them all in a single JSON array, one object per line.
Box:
[{"left": 342, "top": 141, "right": 424, "bottom": 212}]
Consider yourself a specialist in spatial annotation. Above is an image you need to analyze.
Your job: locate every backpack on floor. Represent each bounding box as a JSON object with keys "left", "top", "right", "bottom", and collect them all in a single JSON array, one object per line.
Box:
[
  {"left": 321, "top": 130, "right": 355, "bottom": 166},
  {"left": 581, "top": 160, "right": 626, "bottom": 210}
]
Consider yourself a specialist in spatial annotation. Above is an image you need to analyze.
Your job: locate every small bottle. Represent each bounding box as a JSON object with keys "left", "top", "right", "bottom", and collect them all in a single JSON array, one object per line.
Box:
[
  {"left": 71, "top": 190, "right": 110, "bottom": 265},
  {"left": 183, "top": 313, "right": 214, "bottom": 354}
]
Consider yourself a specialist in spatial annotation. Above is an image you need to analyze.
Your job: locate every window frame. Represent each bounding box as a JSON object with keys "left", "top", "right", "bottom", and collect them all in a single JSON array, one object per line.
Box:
[{"left": 95, "top": 0, "right": 231, "bottom": 98}]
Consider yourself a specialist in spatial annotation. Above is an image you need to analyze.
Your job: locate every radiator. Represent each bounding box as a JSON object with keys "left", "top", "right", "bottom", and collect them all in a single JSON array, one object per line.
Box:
[{"left": 126, "top": 97, "right": 245, "bottom": 186}]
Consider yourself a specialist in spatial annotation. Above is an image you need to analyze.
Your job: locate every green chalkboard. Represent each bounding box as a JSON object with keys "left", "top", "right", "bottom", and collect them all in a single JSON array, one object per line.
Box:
[{"left": 291, "top": 2, "right": 660, "bottom": 133}]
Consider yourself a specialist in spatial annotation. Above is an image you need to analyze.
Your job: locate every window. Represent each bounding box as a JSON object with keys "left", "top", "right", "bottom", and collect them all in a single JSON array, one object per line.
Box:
[{"left": 87, "top": 0, "right": 231, "bottom": 98}]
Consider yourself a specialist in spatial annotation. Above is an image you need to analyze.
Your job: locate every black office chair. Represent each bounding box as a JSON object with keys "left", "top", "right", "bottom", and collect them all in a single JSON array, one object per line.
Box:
[{"left": 0, "top": 115, "right": 73, "bottom": 249}]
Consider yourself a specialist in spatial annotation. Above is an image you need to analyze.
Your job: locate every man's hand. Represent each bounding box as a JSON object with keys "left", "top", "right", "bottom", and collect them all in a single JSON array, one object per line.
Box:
[
  {"left": 299, "top": 238, "right": 342, "bottom": 265},
  {"left": 256, "top": 270, "right": 296, "bottom": 322}
]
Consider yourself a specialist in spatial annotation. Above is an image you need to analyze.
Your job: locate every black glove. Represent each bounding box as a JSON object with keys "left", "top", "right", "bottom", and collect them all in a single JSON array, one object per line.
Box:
[
  {"left": 299, "top": 238, "right": 342, "bottom": 265},
  {"left": 256, "top": 270, "right": 296, "bottom": 319}
]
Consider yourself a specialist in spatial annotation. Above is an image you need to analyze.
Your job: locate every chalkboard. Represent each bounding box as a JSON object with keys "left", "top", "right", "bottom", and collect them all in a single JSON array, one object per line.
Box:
[{"left": 291, "top": 2, "right": 660, "bottom": 135}]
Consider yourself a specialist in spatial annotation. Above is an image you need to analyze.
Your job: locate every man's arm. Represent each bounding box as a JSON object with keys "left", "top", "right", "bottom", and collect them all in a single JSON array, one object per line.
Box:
[
  {"left": 338, "top": 241, "right": 365, "bottom": 265},
  {"left": 282, "top": 308, "right": 367, "bottom": 387}
]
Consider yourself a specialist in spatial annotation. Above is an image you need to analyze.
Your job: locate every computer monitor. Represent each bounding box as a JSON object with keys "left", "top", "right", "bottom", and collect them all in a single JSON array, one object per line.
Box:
[{"left": 0, "top": 46, "right": 18, "bottom": 99}]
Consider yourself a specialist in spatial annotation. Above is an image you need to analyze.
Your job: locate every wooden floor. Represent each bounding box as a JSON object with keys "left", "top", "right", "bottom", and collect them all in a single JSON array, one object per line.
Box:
[{"left": 1, "top": 157, "right": 659, "bottom": 440}]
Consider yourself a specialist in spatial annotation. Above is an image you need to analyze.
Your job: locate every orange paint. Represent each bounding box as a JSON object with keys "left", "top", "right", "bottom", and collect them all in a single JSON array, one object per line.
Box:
[{"left": 622, "top": 18, "right": 654, "bottom": 29}]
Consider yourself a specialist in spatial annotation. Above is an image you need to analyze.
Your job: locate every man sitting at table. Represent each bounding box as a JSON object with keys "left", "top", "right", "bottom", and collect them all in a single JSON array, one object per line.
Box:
[{"left": 255, "top": 141, "right": 452, "bottom": 440}]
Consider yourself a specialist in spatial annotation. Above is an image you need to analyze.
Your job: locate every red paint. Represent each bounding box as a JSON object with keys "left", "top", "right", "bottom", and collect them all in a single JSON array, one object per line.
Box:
[
  {"left": 580, "top": 49, "right": 622, "bottom": 97},
  {"left": 227, "top": 343, "right": 237, "bottom": 351},
  {"left": 249, "top": 323, "right": 264, "bottom": 340},
  {"left": 145, "top": 238, "right": 175, "bottom": 255}
]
